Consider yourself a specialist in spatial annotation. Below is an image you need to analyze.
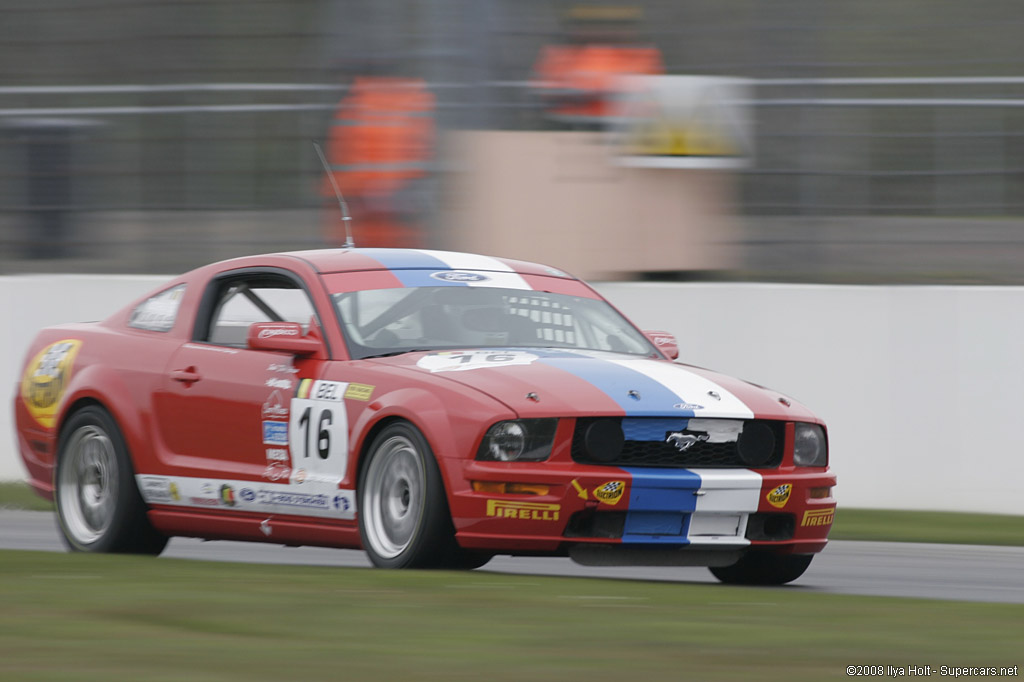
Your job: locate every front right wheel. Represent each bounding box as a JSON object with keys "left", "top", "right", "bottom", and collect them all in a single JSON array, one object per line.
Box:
[{"left": 709, "top": 551, "right": 813, "bottom": 585}]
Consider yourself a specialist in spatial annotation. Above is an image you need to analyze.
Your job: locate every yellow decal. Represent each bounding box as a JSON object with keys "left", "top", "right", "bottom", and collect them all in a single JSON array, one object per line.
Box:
[
  {"left": 20, "top": 339, "right": 82, "bottom": 428},
  {"left": 593, "top": 480, "right": 626, "bottom": 506},
  {"left": 801, "top": 507, "right": 835, "bottom": 527},
  {"left": 486, "top": 499, "right": 560, "bottom": 522},
  {"left": 296, "top": 378, "right": 313, "bottom": 399},
  {"left": 344, "top": 383, "right": 375, "bottom": 401},
  {"left": 169, "top": 482, "right": 181, "bottom": 502},
  {"left": 766, "top": 483, "right": 792, "bottom": 509},
  {"left": 570, "top": 479, "right": 588, "bottom": 500}
]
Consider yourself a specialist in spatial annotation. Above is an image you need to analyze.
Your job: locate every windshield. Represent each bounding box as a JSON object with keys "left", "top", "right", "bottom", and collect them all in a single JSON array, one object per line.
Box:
[{"left": 333, "top": 286, "right": 657, "bottom": 360}]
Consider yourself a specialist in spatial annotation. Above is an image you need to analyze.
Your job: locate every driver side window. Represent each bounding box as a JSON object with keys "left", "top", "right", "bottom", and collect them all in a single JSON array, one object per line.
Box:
[{"left": 203, "top": 275, "right": 316, "bottom": 348}]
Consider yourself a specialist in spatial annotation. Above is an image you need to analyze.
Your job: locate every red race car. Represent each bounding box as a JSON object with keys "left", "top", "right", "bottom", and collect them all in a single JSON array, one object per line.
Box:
[{"left": 14, "top": 248, "right": 835, "bottom": 584}]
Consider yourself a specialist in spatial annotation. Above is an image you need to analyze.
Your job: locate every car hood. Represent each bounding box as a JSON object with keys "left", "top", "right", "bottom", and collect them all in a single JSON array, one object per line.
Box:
[{"left": 368, "top": 348, "right": 817, "bottom": 422}]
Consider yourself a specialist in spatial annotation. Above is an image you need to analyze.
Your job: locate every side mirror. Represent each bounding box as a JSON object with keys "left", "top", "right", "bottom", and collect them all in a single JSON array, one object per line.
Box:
[
  {"left": 248, "top": 322, "right": 322, "bottom": 356},
  {"left": 643, "top": 330, "right": 679, "bottom": 360}
]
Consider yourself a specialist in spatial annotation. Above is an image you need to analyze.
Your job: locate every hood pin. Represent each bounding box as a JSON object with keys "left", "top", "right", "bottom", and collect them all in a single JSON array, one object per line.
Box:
[
  {"left": 628, "top": 390, "right": 641, "bottom": 401},
  {"left": 526, "top": 392, "right": 540, "bottom": 402}
]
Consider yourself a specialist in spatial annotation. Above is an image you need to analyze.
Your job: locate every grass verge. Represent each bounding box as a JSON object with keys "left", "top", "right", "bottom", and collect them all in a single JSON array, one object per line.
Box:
[{"left": 0, "top": 550, "right": 1020, "bottom": 682}]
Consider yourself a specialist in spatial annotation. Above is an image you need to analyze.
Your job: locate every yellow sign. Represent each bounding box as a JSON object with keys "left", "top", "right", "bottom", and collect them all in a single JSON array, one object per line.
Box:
[
  {"left": 593, "top": 480, "right": 626, "bottom": 505},
  {"left": 486, "top": 500, "right": 560, "bottom": 522},
  {"left": 801, "top": 507, "right": 835, "bottom": 527},
  {"left": 344, "top": 383, "right": 375, "bottom": 401},
  {"left": 766, "top": 483, "right": 792, "bottom": 509},
  {"left": 21, "top": 339, "right": 82, "bottom": 428}
]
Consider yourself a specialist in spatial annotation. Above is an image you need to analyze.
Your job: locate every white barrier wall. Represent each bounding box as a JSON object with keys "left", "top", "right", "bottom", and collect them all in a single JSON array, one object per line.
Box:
[{"left": 3, "top": 276, "right": 1022, "bottom": 515}]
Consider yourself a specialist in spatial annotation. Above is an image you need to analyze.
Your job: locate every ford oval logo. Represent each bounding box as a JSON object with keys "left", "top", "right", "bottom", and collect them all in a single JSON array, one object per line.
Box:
[{"left": 430, "top": 271, "right": 491, "bottom": 283}]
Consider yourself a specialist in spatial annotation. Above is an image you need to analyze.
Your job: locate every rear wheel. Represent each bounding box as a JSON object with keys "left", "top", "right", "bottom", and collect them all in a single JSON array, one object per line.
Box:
[
  {"left": 55, "top": 406, "right": 167, "bottom": 555},
  {"left": 709, "top": 551, "right": 813, "bottom": 585},
  {"left": 358, "top": 422, "right": 470, "bottom": 569}
]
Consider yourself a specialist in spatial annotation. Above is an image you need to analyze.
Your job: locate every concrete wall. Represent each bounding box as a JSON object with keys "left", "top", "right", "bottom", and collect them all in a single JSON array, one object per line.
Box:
[{"left": 3, "top": 275, "right": 1022, "bottom": 516}]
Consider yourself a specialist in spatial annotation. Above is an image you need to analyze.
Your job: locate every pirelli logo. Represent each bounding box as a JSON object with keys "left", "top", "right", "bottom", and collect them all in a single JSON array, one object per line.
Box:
[
  {"left": 801, "top": 507, "right": 836, "bottom": 527},
  {"left": 486, "top": 499, "right": 560, "bottom": 522}
]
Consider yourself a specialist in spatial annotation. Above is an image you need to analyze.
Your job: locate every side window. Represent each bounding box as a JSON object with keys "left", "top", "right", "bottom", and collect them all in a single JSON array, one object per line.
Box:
[
  {"left": 128, "top": 284, "right": 186, "bottom": 332},
  {"left": 204, "top": 276, "right": 316, "bottom": 348}
]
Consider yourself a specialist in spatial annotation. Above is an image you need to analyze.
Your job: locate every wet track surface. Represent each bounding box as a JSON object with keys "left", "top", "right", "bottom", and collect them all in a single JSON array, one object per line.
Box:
[{"left": 3, "top": 510, "right": 1022, "bottom": 604}]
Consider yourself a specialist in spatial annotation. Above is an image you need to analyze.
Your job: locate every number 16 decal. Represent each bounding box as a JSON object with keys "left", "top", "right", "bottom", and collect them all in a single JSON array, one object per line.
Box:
[
  {"left": 297, "top": 406, "right": 333, "bottom": 460},
  {"left": 290, "top": 379, "right": 349, "bottom": 481}
]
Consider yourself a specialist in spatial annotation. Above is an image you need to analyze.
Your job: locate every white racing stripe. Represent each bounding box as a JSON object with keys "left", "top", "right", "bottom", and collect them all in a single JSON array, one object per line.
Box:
[
  {"left": 605, "top": 356, "right": 756, "bottom": 419},
  {"left": 420, "top": 249, "right": 533, "bottom": 289}
]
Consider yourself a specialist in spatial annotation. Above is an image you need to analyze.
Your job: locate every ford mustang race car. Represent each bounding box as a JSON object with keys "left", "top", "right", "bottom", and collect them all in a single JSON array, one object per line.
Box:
[{"left": 15, "top": 248, "right": 835, "bottom": 584}]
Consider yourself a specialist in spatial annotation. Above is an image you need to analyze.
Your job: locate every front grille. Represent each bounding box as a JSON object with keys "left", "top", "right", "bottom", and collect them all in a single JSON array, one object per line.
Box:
[{"left": 571, "top": 417, "right": 785, "bottom": 468}]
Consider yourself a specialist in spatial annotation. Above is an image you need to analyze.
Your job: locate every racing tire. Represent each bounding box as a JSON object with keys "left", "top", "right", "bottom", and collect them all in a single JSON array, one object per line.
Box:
[
  {"left": 358, "top": 422, "right": 463, "bottom": 569},
  {"left": 55, "top": 406, "right": 168, "bottom": 555},
  {"left": 708, "top": 551, "right": 813, "bottom": 585}
]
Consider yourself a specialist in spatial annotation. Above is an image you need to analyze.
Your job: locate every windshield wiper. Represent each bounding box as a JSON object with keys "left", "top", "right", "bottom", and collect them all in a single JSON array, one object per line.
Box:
[{"left": 360, "top": 348, "right": 435, "bottom": 359}]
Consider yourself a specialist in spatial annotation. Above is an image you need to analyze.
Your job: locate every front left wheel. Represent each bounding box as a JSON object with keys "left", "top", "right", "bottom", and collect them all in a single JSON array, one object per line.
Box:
[
  {"left": 55, "top": 405, "right": 167, "bottom": 555},
  {"left": 358, "top": 421, "right": 471, "bottom": 569}
]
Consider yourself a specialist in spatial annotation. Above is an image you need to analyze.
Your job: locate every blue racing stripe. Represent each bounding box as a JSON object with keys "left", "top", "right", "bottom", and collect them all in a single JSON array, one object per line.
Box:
[
  {"left": 354, "top": 249, "right": 463, "bottom": 288},
  {"left": 622, "top": 467, "right": 701, "bottom": 544},
  {"left": 537, "top": 354, "right": 689, "bottom": 416},
  {"left": 357, "top": 248, "right": 450, "bottom": 270}
]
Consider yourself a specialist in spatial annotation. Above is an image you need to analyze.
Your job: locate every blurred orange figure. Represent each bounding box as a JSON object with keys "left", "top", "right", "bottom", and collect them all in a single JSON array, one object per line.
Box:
[
  {"left": 533, "top": 5, "right": 663, "bottom": 128},
  {"left": 323, "top": 77, "right": 435, "bottom": 248}
]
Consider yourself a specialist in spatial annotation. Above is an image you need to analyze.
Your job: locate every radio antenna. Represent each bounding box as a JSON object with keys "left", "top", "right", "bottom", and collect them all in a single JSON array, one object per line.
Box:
[{"left": 312, "top": 140, "right": 354, "bottom": 249}]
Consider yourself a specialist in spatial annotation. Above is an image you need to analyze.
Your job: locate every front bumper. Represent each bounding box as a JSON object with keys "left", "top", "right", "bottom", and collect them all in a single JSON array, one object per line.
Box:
[{"left": 449, "top": 460, "right": 837, "bottom": 559}]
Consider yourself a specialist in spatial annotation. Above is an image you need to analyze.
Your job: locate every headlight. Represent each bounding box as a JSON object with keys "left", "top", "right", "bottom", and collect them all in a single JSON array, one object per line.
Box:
[
  {"left": 793, "top": 423, "right": 828, "bottom": 467},
  {"left": 476, "top": 419, "right": 558, "bottom": 462}
]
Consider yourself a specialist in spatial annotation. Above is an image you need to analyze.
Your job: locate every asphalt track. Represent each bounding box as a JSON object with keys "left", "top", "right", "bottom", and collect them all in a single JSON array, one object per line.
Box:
[{"left": 2, "top": 510, "right": 1022, "bottom": 604}]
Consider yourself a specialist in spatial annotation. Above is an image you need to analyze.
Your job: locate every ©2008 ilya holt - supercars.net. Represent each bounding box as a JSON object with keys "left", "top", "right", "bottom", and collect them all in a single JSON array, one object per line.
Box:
[{"left": 15, "top": 248, "right": 836, "bottom": 584}]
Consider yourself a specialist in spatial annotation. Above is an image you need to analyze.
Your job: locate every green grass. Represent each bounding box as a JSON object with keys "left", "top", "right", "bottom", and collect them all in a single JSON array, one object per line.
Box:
[
  {"left": 0, "top": 550, "right": 1020, "bottom": 682},
  {"left": 831, "top": 508, "right": 1024, "bottom": 547},
  {"left": 1, "top": 480, "right": 1021, "bottom": 546},
  {"left": 0, "top": 481, "right": 53, "bottom": 512}
]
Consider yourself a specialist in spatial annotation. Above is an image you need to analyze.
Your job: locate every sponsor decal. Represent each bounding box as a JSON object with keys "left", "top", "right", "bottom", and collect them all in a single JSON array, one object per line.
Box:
[
  {"left": 220, "top": 485, "right": 236, "bottom": 507},
  {"left": 571, "top": 479, "right": 589, "bottom": 500},
  {"left": 344, "top": 383, "right": 375, "bottom": 401},
  {"left": 674, "top": 402, "right": 704, "bottom": 411},
  {"left": 666, "top": 431, "right": 709, "bottom": 452},
  {"left": 801, "top": 507, "right": 835, "bottom": 527},
  {"left": 240, "top": 488, "right": 256, "bottom": 503},
  {"left": 485, "top": 499, "right": 560, "bottom": 521},
  {"left": 593, "top": 480, "right": 626, "bottom": 506},
  {"left": 333, "top": 494, "right": 351, "bottom": 512},
  {"left": 20, "top": 339, "right": 83, "bottom": 428},
  {"left": 265, "top": 377, "right": 292, "bottom": 390},
  {"left": 766, "top": 483, "right": 792, "bottom": 509},
  {"left": 268, "top": 363, "right": 299, "bottom": 374},
  {"left": 293, "top": 469, "right": 307, "bottom": 484},
  {"left": 262, "top": 420, "right": 288, "bottom": 446},
  {"left": 262, "top": 463, "right": 291, "bottom": 481},
  {"left": 310, "top": 380, "right": 344, "bottom": 402},
  {"left": 189, "top": 496, "right": 220, "bottom": 507},
  {"left": 262, "top": 390, "right": 289, "bottom": 419},
  {"left": 429, "top": 270, "right": 491, "bottom": 283},
  {"left": 255, "top": 490, "right": 331, "bottom": 510},
  {"left": 169, "top": 482, "right": 180, "bottom": 501},
  {"left": 258, "top": 326, "right": 299, "bottom": 339},
  {"left": 417, "top": 350, "right": 539, "bottom": 373},
  {"left": 140, "top": 476, "right": 174, "bottom": 503},
  {"left": 265, "top": 448, "right": 289, "bottom": 462}
]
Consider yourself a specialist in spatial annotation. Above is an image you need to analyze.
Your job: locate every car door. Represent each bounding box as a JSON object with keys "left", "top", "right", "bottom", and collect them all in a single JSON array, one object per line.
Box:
[{"left": 152, "top": 268, "right": 351, "bottom": 515}]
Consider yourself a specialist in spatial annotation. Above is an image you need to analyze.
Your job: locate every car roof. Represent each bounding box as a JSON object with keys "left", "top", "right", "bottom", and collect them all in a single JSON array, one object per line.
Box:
[{"left": 279, "top": 248, "right": 576, "bottom": 280}]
